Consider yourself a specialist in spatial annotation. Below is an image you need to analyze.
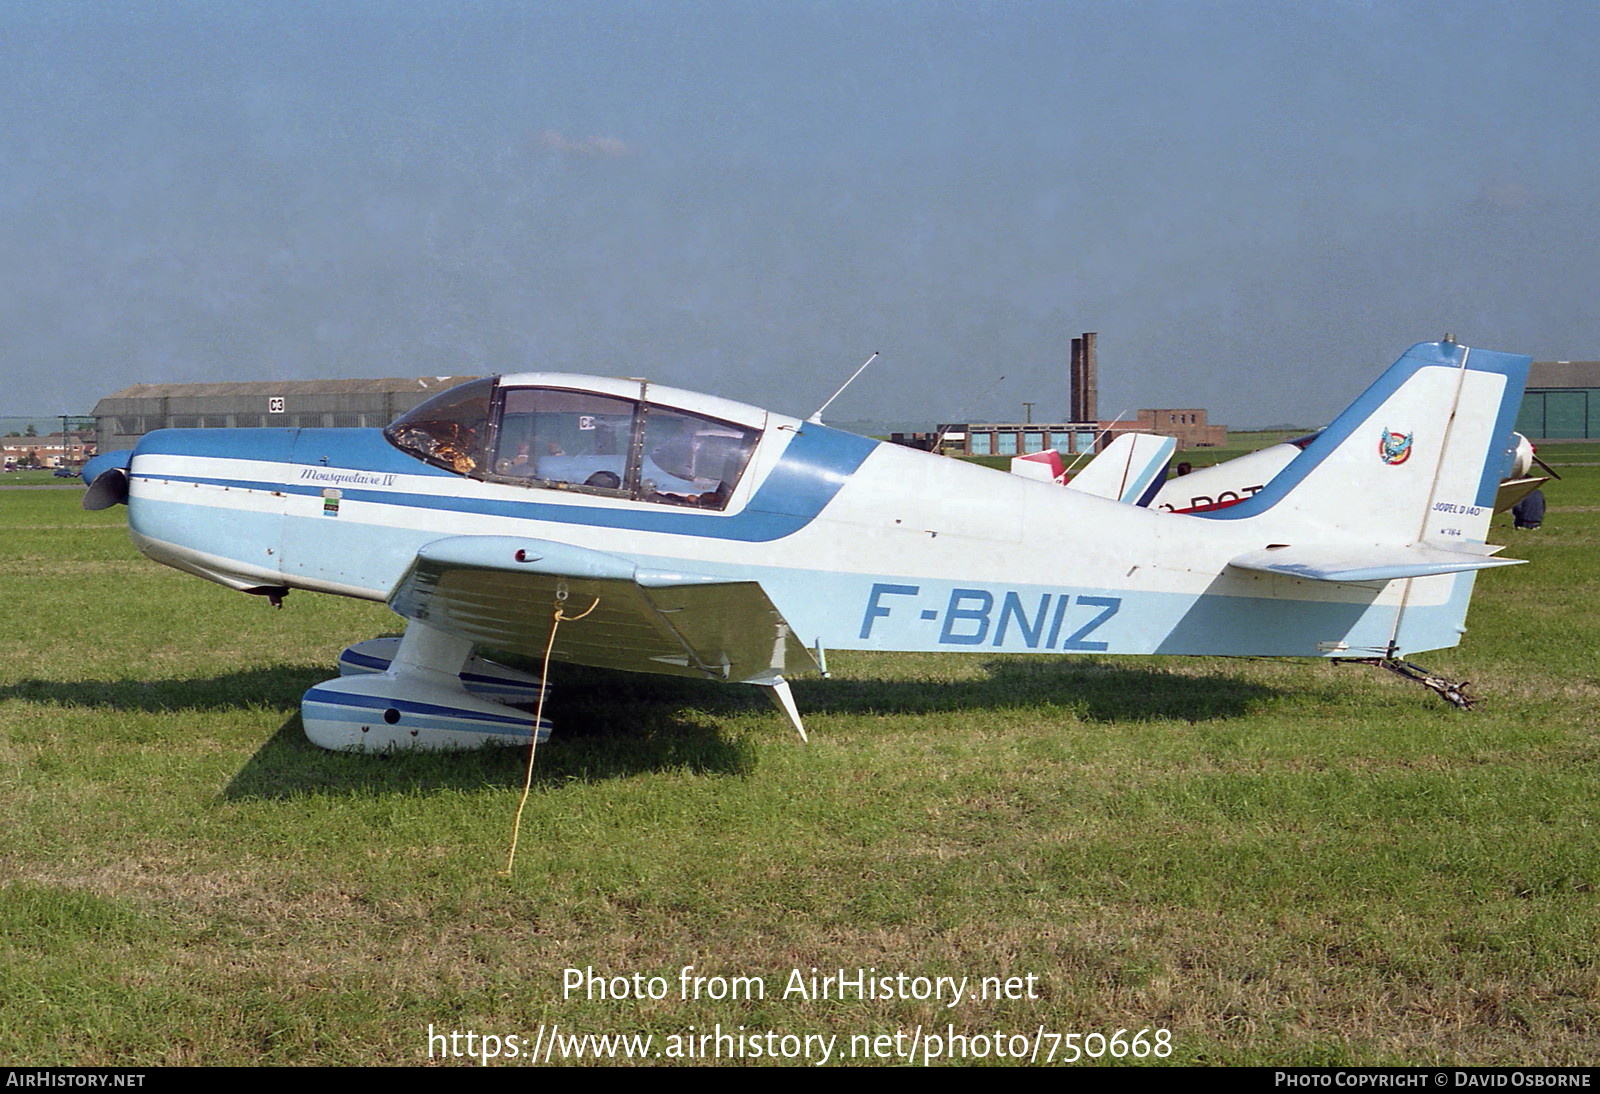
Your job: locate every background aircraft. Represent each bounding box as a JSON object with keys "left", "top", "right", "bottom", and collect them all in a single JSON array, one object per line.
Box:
[
  {"left": 82, "top": 339, "right": 1530, "bottom": 748},
  {"left": 1142, "top": 430, "right": 1549, "bottom": 516}
]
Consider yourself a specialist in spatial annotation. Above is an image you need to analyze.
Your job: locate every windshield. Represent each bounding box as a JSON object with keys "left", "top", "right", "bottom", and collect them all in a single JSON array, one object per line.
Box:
[{"left": 384, "top": 378, "right": 495, "bottom": 475}]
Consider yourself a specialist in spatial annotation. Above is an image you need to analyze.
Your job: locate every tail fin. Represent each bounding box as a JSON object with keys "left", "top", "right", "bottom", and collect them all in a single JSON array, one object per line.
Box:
[
  {"left": 1203, "top": 340, "right": 1530, "bottom": 656},
  {"left": 1196, "top": 340, "right": 1530, "bottom": 549},
  {"left": 1063, "top": 433, "right": 1176, "bottom": 505}
]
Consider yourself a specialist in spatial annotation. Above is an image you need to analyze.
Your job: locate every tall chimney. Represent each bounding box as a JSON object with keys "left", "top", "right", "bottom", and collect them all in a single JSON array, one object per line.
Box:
[
  {"left": 1082, "top": 331, "right": 1098, "bottom": 424},
  {"left": 1069, "top": 336, "right": 1084, "bottom": 422}
]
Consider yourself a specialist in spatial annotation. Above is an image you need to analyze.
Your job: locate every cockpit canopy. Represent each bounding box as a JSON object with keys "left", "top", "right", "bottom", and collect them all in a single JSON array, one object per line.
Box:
[{"left": 384, "top": 377, "right": 762, "bottom": 510}]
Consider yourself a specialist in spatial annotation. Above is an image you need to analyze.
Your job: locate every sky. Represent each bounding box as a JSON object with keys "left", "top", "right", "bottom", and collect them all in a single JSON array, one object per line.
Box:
[{"left": 5, "top": 0, "right": 1600, "bottom": 428}]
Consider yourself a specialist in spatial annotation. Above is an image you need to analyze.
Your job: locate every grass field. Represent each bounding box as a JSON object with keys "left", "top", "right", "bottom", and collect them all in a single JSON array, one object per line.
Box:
[
  {"left": 2, "top": 451, "right": 1597, "bottom": 1067},
  {"left": 3, "top": 469, "right": 81, "bottom": 485}
]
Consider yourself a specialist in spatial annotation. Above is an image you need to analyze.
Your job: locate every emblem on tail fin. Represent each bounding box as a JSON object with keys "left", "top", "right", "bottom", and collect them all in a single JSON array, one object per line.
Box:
[{"left": 1379, "top": 427, "right": 1413, "bottom": 466}]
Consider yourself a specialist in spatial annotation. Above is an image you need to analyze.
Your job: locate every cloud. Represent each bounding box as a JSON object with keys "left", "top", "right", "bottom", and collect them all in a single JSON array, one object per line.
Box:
[{"left": 533, "top": 129, "right": 631, "bottom": 158}]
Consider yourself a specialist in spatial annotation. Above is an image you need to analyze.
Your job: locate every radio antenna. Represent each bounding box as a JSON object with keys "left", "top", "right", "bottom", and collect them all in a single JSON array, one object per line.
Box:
[
  {"left": 931, "top": 373, "right": 1009, "bottom": 453},
  {"left": 1062, "top": 407, "right": 1129, "bottom": 476},
  {"left": 808, "top": 351, "right": 880, "bottom": 424}
]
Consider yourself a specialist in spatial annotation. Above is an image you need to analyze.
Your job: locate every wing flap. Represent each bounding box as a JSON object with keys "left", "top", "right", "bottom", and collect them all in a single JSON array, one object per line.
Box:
[
  {"left": 388, "top": 536, "right": 815, "bottom": 684},
  {"left": 1229, "top": 541, "right": 1526, "bottom": 583}
]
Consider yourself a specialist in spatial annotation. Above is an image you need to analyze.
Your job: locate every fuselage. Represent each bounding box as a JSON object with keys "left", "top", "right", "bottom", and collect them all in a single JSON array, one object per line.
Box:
[{"left": 117, "top": 371, "right": 1471, "bottom": 663}]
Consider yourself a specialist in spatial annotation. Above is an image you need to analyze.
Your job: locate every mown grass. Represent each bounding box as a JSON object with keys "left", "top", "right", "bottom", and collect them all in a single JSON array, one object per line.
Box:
[
  {"left": 2, "top": 469, "right": 81, "bottom": 485},
  {"left": 1, "top": 454, "right": 1597, "bottom": 1067}
]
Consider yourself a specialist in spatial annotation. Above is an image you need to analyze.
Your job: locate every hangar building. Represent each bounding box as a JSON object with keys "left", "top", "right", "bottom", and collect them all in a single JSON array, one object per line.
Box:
[
  {"left": 1517, "top": 361, "right": 1600, "bottom": 441},
  {"left": 91, "top": 376, "right": 478, "bottom": 454},
  {"left": 936, "top": 408, "right": 1225, "bottom": 457}
]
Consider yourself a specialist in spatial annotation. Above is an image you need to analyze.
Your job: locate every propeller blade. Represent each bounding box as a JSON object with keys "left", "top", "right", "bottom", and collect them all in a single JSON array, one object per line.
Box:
[
  {"left": 82, "top": 467, "right": 129, "bottom": 510},
  {"left": 1531, "top": 451, "right": 1563, "bottom": 480}
]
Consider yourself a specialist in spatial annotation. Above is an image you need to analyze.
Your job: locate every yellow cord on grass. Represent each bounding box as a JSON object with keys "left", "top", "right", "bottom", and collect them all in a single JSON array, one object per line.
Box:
[{"left": 502, "top": 593, "right": 599, "bottom": 876}]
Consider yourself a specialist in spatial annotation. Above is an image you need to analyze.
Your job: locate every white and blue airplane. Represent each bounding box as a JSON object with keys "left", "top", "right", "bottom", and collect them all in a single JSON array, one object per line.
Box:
[{"left": 82, "top": 338, "right": 1530, "bottom": 749}]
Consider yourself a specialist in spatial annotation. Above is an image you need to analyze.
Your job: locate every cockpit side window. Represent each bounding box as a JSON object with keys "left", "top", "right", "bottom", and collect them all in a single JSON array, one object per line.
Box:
[
  {"left": 384, "top": 378, "right": 495, "bottom": 475},
  {"left": 492, "top": 388, "right": 638, "bottom": 493},
  {"left": 637, "top": 404, "right": 759, "bottom": 509}
]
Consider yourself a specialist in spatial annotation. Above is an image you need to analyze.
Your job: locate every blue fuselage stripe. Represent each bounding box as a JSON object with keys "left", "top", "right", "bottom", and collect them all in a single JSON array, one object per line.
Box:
[
  {"left": 132, "top": 425, "right": 878, "bottom": 542},
  {"left": 303, "top": 687, "right": 543, "bottom": 728}
]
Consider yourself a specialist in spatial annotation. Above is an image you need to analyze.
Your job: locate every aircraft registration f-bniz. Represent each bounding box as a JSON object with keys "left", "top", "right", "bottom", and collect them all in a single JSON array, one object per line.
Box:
[{"left": 83, "top": 339, "right": 1530, "bottom": 748}]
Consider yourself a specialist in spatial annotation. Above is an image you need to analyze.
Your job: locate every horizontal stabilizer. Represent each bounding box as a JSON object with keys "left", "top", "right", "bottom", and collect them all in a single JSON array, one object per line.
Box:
[
  {"left": 1009, "top": 449, "right": 1064, "bottom": 484},
  {"left": 1495, "top": 476, "right": 1548, "bottom": 513},
  {"left": 1229, "top": 542, "right": 1526, "bottom": 583}
]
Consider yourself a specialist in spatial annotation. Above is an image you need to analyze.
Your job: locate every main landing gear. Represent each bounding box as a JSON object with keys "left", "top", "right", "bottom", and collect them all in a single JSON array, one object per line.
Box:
[{"left": 301, "top": 623, "right": 552, "bottom": 751}]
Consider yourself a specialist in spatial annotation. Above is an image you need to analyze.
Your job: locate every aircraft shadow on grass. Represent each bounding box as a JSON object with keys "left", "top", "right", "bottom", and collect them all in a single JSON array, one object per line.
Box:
[
  {"left": 2, "top": 668, "right": 314, "bottom": 715},
  {"left": 4, "top": 656, "right": 1297, "bottom": 801},
  {"left": 218, "top": 656, "right": 1296, "bottom": 800}
]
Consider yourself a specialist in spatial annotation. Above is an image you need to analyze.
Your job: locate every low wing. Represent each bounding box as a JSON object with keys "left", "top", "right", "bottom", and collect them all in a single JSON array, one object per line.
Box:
[
  {"left": 1229, "top": 541, "right": 1525, "bottom": 583},
  {"left": 387, "top": 535, "right": 817, "bottom": 685}
]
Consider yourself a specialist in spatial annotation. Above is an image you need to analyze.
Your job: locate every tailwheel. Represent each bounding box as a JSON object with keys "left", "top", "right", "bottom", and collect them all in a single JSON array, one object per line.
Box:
[{"left": 1339, "top": 657, "right": 1477, "bottom": 710}]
